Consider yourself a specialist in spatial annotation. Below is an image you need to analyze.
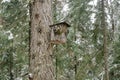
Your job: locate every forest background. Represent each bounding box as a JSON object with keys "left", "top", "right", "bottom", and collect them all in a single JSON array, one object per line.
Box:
[{"left": 0, "top": 0, "right": 120, "bottom": 80}]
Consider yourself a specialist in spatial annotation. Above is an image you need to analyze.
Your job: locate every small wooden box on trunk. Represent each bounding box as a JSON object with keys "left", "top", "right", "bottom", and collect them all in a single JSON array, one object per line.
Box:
[{"left": 49, "top": 22, "right": 70, "bottom": 44}]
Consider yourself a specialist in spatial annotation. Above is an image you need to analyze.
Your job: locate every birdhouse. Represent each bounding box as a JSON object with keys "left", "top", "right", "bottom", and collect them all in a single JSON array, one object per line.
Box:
[{"left": 49, "top": 22, "right": 70, "bottom": 44}]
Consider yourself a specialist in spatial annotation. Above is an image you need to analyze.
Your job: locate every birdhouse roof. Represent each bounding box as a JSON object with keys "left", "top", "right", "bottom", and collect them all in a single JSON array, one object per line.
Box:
[{"left": 49, "top": 22, "right": 70, "bottom": 27}]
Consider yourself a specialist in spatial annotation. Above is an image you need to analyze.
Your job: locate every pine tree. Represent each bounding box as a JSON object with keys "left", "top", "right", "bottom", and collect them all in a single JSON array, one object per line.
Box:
[{"left": 29, "top": 0, "right": 55, "bottom": 80}]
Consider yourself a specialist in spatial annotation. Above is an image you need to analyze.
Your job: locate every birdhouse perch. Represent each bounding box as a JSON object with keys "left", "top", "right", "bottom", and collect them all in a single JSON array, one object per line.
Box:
[{"left": 49, "top": 22, "right": 70, "bottom": 44}]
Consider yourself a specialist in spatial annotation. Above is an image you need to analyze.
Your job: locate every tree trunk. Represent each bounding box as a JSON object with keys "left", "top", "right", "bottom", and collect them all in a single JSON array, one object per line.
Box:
[
  {"left": 101, "top": 0, "right": 109, "bottom": 80},
  {"left": 29, "top": 0, "right": 55, "bottom": 80}
]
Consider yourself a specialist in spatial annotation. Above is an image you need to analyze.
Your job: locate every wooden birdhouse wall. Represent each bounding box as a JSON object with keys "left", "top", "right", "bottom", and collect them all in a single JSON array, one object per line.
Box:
[
  {"left": 50, "top": 25, "right": 68, "bottom": 44},
  {"left": 49, "top": 22, "right": 70, "bottom": 44}
]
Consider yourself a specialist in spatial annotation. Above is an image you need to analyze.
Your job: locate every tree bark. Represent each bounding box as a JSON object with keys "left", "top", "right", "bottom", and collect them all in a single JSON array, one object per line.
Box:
[
  {"left": 101, "top": 0, "right": 109, "bottom": 80},
  {"left": 29, "top": 0, "right": 55, "bottom": 80}
]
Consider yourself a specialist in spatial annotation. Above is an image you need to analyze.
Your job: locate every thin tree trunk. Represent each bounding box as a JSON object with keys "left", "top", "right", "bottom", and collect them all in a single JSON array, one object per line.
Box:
[
  {"left": 9, "top": 52, "right": 14, "bottom": 80},
  {"left": 74, "top": 56, "right": 77, "bottom": 80},
  {"left": 53, "top": 0, "right": 57, "bottom": 23},
  {"left": 29, "top": 0, "right": 55, "bottom": 80},
  {"left": 111, "top": 8, "right": 114, "bottom": 33},
  {"left": 9, "top": 39, "right": 14, "bottom": 80},
  {"left": 101, "top": 0, "right": 109, "bottom": 80},
  {"left": 53, "top": 0, "right": 58, "bottom": 79},
  {"left": 55, "top": 46, "right": 58, "bottom": 80},
  {"left": 74, "top": 20, "right": 77, "bottom": 80},
  {"left": 110, "top": 4, "right": 115, "bottom": 38}
]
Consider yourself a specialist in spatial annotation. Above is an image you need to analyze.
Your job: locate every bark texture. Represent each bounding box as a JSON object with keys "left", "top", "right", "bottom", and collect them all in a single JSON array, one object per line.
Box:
[
  {"left": 101, "top": 0, "right": 109, "bottom": 80},
  {"left": 29, "top": 0, "right": 55, "bottom": 80}
]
